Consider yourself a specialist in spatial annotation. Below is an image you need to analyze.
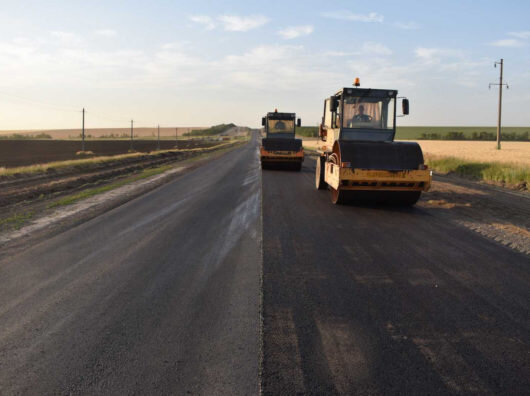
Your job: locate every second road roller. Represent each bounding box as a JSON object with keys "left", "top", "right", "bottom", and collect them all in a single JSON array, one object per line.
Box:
[
  {"left": 315, "top": 79, "right": 432, "bottom": 205},
  {"left": 260, "top": 110, "right": 304, "bottom": 171}
]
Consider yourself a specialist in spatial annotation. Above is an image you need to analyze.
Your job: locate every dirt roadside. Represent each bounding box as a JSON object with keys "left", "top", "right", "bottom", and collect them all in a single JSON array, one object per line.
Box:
[
  {"left": 0, "top": 143, "right": 244, "bottom": 258},
  {"left": 419, "top": 174, "right": 530, "bottom": 255}
]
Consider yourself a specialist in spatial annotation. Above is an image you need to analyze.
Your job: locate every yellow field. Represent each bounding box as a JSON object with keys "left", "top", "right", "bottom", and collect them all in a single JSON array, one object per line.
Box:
[
  {"left": 412, "top": 141, "right": 530, "bottom": 165},
  {"left": 303, "top": 138, "right": 529, "bottom": 165}
]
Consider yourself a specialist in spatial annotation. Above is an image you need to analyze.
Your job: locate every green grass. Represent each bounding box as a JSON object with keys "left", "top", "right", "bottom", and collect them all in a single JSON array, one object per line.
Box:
[
  {"left": 185, "top": 123, "right": 236, "bottom": 136},
  {"left": 48, "top": 165, "right": 174, "bottom": 208},
  {"left": 295, "top": 126, "right": 319, "bottom": 137},
  {"left": 425, "top": 155, "right": 529, "bottom": 186},
  {"left": 0, "top": 133, "right": 52, "bottom": 140},
  {"left": 396, "top": 126, "right": 530, "bottom": 140},
  {"left": 0, "top": 211, "right": 35, "bottom": 230}
]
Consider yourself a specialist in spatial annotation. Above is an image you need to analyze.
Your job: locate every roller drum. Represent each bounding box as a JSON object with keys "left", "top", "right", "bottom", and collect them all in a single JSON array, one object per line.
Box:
[{"left": 330, "top": 140, "right": 425, "bottom": 205}]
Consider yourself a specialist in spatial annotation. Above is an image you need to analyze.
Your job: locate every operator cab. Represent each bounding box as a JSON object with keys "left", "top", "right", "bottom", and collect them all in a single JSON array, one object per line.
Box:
[
  {"left": 262, "top": 111, "right": 301, "bottom": 139},
  {"left": 322, "top": 88, "right": 409, "bottom": 142}
]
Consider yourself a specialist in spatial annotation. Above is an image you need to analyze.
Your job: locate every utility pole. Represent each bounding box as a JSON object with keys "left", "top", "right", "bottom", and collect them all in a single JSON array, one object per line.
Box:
[
  {"left": 175, "top": 127, "right": 178, "bottom": 147},
  {"left": 489, "top": 59, "right": 509, "bottom": 150},
  {"left": 130, "top": 120, "right": 134, "bottom": 151},
  {"left": 157, "top": 124, "right": 160, "bottom": 150},
  {"left": 81, "top": 108, "right": 85, "bottom": 152}
]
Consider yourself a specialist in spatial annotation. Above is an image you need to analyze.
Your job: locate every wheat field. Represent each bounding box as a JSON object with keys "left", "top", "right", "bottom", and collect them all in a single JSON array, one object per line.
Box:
[
  {"left": 413, "top": 141, "right": 530, "bottom": 165},
  {"left": 303, "top": 138, "right": 529, "bottom": 165}
]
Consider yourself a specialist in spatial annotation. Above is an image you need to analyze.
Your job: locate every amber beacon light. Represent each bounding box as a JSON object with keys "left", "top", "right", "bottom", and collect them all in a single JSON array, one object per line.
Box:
[{"left": 354, "top": 78, "right": 361, "bottom": 87}]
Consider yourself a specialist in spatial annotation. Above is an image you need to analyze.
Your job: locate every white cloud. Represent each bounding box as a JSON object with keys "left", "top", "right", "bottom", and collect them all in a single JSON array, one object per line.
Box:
[
  {"left": 51, "top": 31, "right": 81, "bottom": 45},
  {"left": 489, "top": 38, "right": 524, "bottom": 47},
  {"left": 160, "top": 41, "right": 189, "bottom": 50},
  {"left": 361, "top": 42, "right": 392, "bottom": 55},
  {"left": 189, "top": 15, "right": 216, "bottom": 30},
  {"left": 508, "top": 31, "right": 530, "bottom": 39},
  {"left": 278, "top": 25, "right": 314, "bottom": 39},
  {"left": 323, "top": 51, "right": 352, "bottom": 57},
  {"left": 322, "top": 11, "right": 384, "bottom": 23},
  {"left": 393, "top": 21, "right": 420, "bottom": 30},
  {"left": 415, "top": 47, "right": 465, "bottom": 64},
  {"left": 95, "top": 29, "right": 117, "bottom": 37},
  {"left": 217, "top": 15, "right": 269, "bottom": 31},
  {"left": 189, "top": 14, "right": 269, "bottom": 32}
]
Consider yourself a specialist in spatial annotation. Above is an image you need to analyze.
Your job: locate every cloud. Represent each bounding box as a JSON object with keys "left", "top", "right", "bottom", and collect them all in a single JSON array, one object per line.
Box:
[
  {"left": 361, "top": 42, "right": 392, "bottom": 55},
  {"left": 189, "top": 14, "right": 269, "bottom": 32},
  {"left": 415, "top": 47, "right": 465, "bottom": 64},
  {"left": 278, "top": 25, "right": 314, "bottom": 39},
  {"left": 489, "top": 39, "right": 524, "bottom": 47},
  {"left": 95, "top": 29, "right": 117, "bottom": 37},
  {"left": 189, "top": 15, "right": 216, "bottom": 30},
  {"left": 51, "top": 31, "right": 81, "bottom": 45},
  {"left": 393, "top": 21, "right": 420, "bottom": 30},
  {"left": 508, "top": 31, "right": 530, "bottom": 39},
  {"left": 322, "top": 11, "right": 384, "bottom": 23},
  {"left": 217, "top": 15, "right": 269, "bottom": 31}
]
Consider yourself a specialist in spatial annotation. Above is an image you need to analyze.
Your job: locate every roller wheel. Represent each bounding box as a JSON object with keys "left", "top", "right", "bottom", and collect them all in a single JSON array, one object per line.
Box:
[
  {"left": 315, "top": 156, "right": 326, "bottom": 190},
  {"left": 330, "top": 187, "right": 348, "bottom": 204},
  {"left": 294, "top": 162, "right": 302, "bottom": 172},
  {"left": 261, "top": 162, "right": 268, "bottom": 170},
  {"left": 395, "top": 191, "right": 422, "bottom": 206}
]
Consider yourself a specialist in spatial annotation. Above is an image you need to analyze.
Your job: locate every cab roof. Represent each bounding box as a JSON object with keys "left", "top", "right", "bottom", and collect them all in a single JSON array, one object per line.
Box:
[
  {"left": 266, "top": 112, "right": 295, "bottom": 120},
  {"left": 334, "top": 87, "right": 398, "bottom": 98}
]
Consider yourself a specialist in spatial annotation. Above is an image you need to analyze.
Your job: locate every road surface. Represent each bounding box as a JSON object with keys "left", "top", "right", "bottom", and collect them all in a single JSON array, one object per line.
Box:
[
  {"left": 0, "top": 134, "right": 262, "bottom": 394},
  {"left": 1, "top": 133, "right": 529, "bottom": 394},
  {"left": 261, "top": 159, "right": 530, "bottom": 395}
]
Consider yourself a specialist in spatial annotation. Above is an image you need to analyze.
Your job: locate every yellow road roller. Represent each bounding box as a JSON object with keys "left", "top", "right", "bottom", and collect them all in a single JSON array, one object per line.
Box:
[
  {"left": 260, "top": 110, "right": 304, "bottom": 171},
  {"left": 315, "top": 80, "right": 431, "bottom": 205}
]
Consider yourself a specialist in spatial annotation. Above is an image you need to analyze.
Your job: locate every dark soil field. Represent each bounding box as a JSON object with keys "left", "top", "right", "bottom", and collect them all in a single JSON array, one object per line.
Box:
[{"left": 0, "top": 139, "right": 214, "bottom": 168}]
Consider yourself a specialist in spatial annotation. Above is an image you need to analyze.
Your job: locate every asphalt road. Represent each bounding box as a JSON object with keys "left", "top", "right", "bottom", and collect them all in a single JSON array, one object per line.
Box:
[
  {"left": 1, "top": 134, "right": 529, "bottom": 395},
  {"left": 261, "top": 159, "right": 530, "bottom": 395},
  {"left": 0, "top": 134, "right": 262, "bottom": 394}
]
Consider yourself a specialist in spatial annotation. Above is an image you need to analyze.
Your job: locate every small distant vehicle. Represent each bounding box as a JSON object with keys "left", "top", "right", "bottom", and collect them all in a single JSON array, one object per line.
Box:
[
  {"left": 260, "top": 110, "right": 304, "bottom": 171},
  {"left": 315, "top": 78, "right": 432, "bottom": 205}
]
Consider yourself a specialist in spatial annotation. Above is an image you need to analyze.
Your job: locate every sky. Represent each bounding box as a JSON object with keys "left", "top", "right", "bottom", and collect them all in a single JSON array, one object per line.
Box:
[{"left": 0, "top": 0, "right": 529, "bottom": 130}]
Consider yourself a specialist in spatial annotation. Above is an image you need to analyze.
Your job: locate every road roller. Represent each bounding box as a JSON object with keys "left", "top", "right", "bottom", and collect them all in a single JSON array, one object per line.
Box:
[
  {"left": 315, "top": 79, "right": 432, "bottom": 205},
  {"left": 260, "top": 110, "right": 304, "bottom": 171}
]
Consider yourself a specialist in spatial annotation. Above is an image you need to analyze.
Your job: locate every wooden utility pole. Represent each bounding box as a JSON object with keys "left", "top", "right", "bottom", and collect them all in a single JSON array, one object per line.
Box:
[
  {"left": 82, "top": 108, "right": 85, "bottom": 152},
  {"left": 490, "top": 59, "right": 508, "bottom": 150},
  {"left": 175, "top": 127, "right": 178, "bottom": 147},
  {"left": 130, "top": 120, "right": 134, "bottom": 151},
  {"left": 157, "top": 124, "right": 160, "bottom": 150}
]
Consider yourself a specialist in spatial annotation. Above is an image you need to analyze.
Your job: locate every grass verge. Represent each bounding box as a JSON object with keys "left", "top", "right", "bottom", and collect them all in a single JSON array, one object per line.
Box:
[
  {"left": 47, "top": 165, "right": 174, "bottom": 208},
  {"left": 425, "top": 155, "right": 529, "bottom": 187},
  {"left": 0, "top": 211, "right": 35, "bottom": 230}
]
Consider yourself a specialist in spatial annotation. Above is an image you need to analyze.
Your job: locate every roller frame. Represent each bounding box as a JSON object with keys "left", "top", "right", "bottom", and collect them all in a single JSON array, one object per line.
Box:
[
  {"left": 324, "top": 162, "right": 431, "bottom": 192},
  {"left": 260, "top": 146, "right": 304, "bottom": 163}
]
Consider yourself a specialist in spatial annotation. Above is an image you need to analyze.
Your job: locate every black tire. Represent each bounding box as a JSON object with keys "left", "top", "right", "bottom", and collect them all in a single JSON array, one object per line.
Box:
[
  {"left": 294, "top": 162, "right": 302, "bottom": 172},
  {"left": 315, "top": 156, "right": 326, "bottom": 190}
]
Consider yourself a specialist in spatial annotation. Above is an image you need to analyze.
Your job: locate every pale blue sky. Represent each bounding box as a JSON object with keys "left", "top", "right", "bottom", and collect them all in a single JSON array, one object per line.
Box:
[{"left": 0, "top": 0, "right": 529, "bottom": 129}]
